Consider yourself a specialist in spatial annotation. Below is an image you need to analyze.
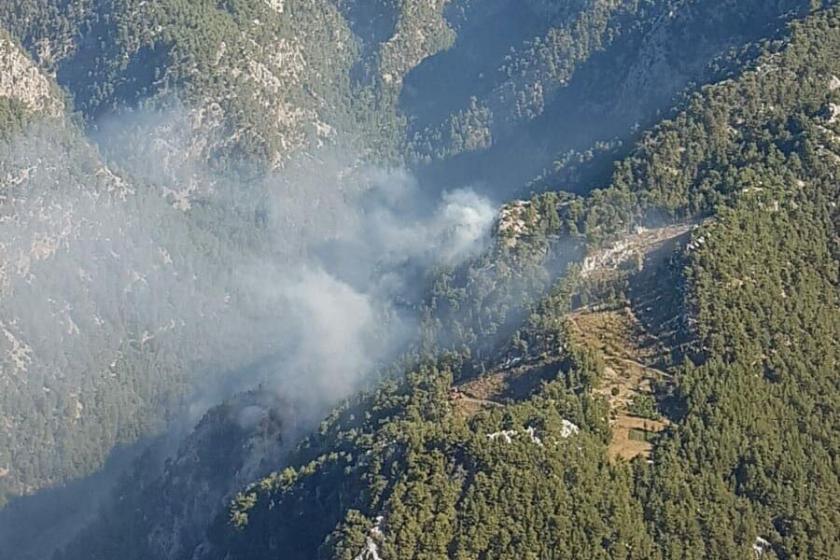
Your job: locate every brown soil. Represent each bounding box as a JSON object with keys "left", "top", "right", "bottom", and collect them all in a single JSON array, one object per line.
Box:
[{"left": 568, "top": 307, "right": 670, "bottom": 461}]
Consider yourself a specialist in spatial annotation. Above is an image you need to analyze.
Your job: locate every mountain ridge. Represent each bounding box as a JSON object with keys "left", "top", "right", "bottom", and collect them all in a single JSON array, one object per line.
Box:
[{"left": 0, "top": 1, "right": 838, "bottom": 559}]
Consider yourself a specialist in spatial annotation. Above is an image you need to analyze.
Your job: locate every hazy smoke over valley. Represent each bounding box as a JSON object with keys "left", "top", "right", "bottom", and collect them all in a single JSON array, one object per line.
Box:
[
  {"left": 0, "top": 107, "right": 496, "bottom": 550},
  {"left": 3, "top": 108, "right": 496, "bottom": 409},
  {"left": 5, "top": 1, "right": 839, "bottom": 558}
]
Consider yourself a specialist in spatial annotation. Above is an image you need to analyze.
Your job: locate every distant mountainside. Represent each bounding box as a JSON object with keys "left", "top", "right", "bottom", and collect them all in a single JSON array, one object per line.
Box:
[{"left": 0, "top": 1, "right": 838, "bottom": 560}]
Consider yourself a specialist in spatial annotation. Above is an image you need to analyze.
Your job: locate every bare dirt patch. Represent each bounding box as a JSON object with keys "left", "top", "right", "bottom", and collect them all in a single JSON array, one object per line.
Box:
[{"left": 568, "top": 307, "right": 670, "bottom": 460}]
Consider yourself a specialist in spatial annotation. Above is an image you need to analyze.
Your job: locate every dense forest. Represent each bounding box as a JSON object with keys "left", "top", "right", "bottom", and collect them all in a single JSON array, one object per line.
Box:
[
  {"left": 184, "top": 7, "right": 840, "bottom": 559},
  {"left": 0, "top": 1, "right": 838, "bottom": 559}
]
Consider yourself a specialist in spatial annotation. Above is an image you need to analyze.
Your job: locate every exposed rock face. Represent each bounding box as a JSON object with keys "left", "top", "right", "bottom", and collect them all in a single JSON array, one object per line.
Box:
[
  {"left": 264, "top": 0, "right": 285, "bottom": 14},
  {"left": 0, "top": 32, "right": 63, "bottom": 115},
  {"left": 352, "top": 515, "right": 385, "bottom": 560}
]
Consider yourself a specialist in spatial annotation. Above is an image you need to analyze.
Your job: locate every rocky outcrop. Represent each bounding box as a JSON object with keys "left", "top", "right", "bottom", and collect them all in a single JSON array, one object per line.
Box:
[{"left": 0, "top": 31, "right": 63, "bottom": 116}]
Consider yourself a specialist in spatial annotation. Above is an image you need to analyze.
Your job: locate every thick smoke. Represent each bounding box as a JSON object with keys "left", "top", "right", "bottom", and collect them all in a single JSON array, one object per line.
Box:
[
  {"left": 0, "top": 108, "right": 497, "bottom": 557},
  {"left": 0, "top": 107, "right": 496, "bottom": 475},
  {"left": 176, "top": 158, "right": 496, "bottom": 424}
]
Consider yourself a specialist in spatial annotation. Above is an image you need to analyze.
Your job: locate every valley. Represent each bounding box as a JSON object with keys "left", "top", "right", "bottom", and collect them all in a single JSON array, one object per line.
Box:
[{"left": 0, "top": 1, "right": 839, "bottom": 559}]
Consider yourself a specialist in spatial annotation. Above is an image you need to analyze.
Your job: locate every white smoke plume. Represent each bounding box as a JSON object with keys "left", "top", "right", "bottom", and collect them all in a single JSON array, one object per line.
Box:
[{"left": 0, "top": 108, "right": 497, "bottom": 480}]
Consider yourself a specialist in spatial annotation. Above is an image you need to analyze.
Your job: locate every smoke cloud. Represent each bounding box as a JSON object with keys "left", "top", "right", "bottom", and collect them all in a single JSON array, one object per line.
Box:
[
  {"left": 0, "top": 106, "right": 498, "bottom": 558},
  {"left": 0, "top": 107, "right": 497, "bottom": 490}
]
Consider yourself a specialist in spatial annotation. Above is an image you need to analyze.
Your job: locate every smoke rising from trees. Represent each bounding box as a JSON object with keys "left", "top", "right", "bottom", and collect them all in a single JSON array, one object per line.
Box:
[{"left": 1, "top": 107, "right": 497, "bottom": 464}]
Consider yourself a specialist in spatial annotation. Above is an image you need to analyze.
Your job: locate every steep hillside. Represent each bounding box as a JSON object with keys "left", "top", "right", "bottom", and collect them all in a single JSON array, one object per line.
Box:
[
  {"left": 53, "top": 390, "right": 293, "bottom": 560},
  {"left": 0, "top": 30, "right": 63, "bottom": 120},
  {"left": 404, "top": 0, "right": 817, "bottom": 197},
  {"left": 47, "top": 4, "right": 840, "bottom": 560},
  {"left": 1, "top": 1, "right": 839, "bottom": 559},
  {"left": 195, "top": 5, "right": 840, "bottom": 553},
  {"left": 3, "top": 1, "right": 817, "bottom": 188},
  {"left": 1, "top": 0, "right": 365, "bottom": 166},
  {"left": 0, "top": 119, "right": 252, "bottom": 501}
]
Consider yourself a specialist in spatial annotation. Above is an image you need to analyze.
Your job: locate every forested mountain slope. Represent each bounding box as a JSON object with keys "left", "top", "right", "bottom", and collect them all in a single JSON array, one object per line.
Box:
[
  {"left": 404, "top": 0, "right": 818, "bottom": 196},
  {"left": 0, "top": 0, "right": 806, "bottom": 510},
  {"left": 0, "top": 1, "right": 838, "bottom": 560},
  {"left": 197, "top": 8, "right": 840, "bottom": 559},
  {"left": 49, "top": 4, "right": 840, "bottom": 560}
]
